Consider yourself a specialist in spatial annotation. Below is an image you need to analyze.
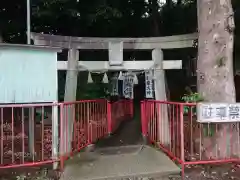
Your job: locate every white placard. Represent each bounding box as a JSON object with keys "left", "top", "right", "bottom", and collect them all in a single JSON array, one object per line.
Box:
[
  {"left": 122, "top": 73, "right": 134, "bottom": 99},
  {"left": 145, "top": 71, "right": 154, "bottom": 98},
  {"left": 197, "top": 103, "right": 240, "bottom": 123},
  {"left": 0, "top": 48, "right": 58, "bottom": 103},
  {"left": 108, "top": 41, "right": 123, "bottom": 66}
]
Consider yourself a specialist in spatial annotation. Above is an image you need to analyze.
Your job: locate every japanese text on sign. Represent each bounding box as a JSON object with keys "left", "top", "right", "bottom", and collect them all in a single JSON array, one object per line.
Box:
[
  {"left": 197, "top": 103, "right": 240, "bottom": 123},
  {"left": 122, "top": 73, "right": 134, "bottom": 99},
  {"left": 145, "top": 71, "right": 154, "bottom": 98}
]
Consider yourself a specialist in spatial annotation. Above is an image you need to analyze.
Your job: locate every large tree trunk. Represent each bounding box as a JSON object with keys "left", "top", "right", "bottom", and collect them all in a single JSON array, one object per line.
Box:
[
  {"left": 177, "top": 0, "right": 182, "bottom": 5},
  {"left": 0, "top": 33, "right": 2, "bottom": 42},
  {"left": 149, "top": 0, "right": 160, "bottom": 36},
  {"left": 166, "top": 0, "right": 173, "bottom": 7},
  {"left": 197, "top": 0, "right": 238, "bottom": 158}
]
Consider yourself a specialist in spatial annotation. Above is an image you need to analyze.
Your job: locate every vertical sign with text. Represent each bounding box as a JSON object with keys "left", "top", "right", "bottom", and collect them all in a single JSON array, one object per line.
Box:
[
  {"left": 145, "top": 71, "right": 154, "bottom": 98},
  {"left": 122, "top": 73, "right": 134, "bottom": 99}
]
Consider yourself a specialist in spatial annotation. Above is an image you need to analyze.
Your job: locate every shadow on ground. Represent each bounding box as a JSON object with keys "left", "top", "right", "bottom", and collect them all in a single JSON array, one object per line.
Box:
[{"left": 96, "top": 118, "right": 143, "bottom": 148}]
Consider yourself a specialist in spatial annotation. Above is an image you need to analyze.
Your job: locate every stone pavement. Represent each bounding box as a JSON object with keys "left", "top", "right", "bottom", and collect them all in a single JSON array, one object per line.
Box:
[
  {"left": 60, "top": 145, "right": 180, "bottom": 180},
  {"left": 60, "top": 117, "right": 180, "bottom": 180}
]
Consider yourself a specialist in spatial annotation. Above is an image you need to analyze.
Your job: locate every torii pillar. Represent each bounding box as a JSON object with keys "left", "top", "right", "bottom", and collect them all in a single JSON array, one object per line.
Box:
[
  {"left": 62, "top": 49, "right": 79, "bottom": 154},
  {"left": 152, "top": 49, "right": 170, "bottom": 145}
]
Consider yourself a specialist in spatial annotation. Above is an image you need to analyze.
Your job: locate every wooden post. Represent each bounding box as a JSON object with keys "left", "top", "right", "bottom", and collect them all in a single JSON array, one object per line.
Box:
[
  {"left": 152, "top": 49, "right": 170, "bottom": 145},
  {"left": 63, "top": 48, "right": 79, "bottom": 154}
]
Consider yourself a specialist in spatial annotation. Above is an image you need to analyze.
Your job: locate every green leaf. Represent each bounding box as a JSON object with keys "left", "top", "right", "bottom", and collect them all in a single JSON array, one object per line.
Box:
[{"left": 184, "top": 106, "right": 189, "bottom": 114}]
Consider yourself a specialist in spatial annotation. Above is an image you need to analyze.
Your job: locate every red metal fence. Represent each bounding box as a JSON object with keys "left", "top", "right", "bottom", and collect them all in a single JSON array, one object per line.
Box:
[
  {"left": 0, "top": 99, "right": 133, "bottom": 170},
  {"left": 0, "top": 103, "right": 58, "bottom": 169},
  {"left": 60, "top": 99, "right": 108, "bottom": 161},
  {"left": 141, "top": 100, "right": 240, "bottom": 177}
]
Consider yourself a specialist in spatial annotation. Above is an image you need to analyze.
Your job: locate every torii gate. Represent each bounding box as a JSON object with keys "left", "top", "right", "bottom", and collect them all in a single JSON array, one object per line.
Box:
[{"left": 31, "top": 32, "right": 197, "bottom": 151}]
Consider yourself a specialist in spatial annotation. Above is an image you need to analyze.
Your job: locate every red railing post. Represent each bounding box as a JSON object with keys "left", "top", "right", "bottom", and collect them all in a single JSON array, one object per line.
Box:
[
  {"left": 141, "top": 101, "right": 147, "bottom": 144},
  {"left": 179, "top": 103, "right": 185, "bottom": 178},
  {"left": 130, "top": 100, "right": 134, "bottom": 118},
  {"left": 107, "top": 101, "right": 112, "bottom": 135},
  {"left": 87, "top": 102, "right": 92, "bottom": 144}
]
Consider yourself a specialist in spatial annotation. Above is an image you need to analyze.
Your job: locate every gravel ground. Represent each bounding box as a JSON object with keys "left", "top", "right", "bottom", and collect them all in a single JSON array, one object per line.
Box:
[{"left": 0, "top": 166, "right": 60, "bottom": 180}]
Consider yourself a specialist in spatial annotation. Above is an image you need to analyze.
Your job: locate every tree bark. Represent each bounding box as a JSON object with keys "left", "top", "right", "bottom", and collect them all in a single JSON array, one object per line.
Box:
[
  {"left": 197, "top": 0, "right": 238, "bottom": 158},
  {"left": 149, "top": 0, "right": 160, "bottom": 36},
  {"left": 177, "top": 0, "right": 182, "bottom": 5},
  {"left": 166, "top": 0, "right": 173, "bottom": 7},
  {"left": 0, "top": 33, "right": 2, "bottom": 43}
]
